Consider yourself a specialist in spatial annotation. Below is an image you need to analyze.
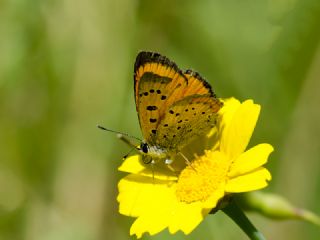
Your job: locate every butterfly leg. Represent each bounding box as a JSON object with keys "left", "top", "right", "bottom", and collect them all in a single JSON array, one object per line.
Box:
[
  {"left": 140, "top": 155, "right": 157, "bottom": 182},
  {"left": 163, "top": 159, "right": 179, "bottom": 177},
  {"left": 117, "top": 134, "right": 141, "bottom": 159},
  {"left": 178, "top": 152, "right": 197, "bottom": 172},
  {"left": 142, "top": 155, "right": 153, "bottom": 164},
  {"left": 122, "top": 147, "right": 136, "bottom": 160},
  {"left": 178, "top": 152, "right": 191, "bottom": 165}
]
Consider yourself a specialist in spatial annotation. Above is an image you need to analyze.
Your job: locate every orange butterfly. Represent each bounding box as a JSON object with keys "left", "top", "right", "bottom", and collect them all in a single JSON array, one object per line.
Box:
[{"left": 133, "top": 51, "right": 222, "bottom": 164}]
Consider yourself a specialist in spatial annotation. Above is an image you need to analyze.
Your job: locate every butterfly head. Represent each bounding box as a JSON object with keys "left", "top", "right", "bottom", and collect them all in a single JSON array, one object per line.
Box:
[
  {"left": 139, "top": 141, "right": 169, "bottom": 164},
  {"left": 140, "top": 142, "right": 149, "bottom": 154}
]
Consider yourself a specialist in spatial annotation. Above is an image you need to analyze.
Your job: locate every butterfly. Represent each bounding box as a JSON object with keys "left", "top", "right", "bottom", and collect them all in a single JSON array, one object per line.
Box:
[{"left": 134, "top": 51, "right": 222, "bottom": 165}]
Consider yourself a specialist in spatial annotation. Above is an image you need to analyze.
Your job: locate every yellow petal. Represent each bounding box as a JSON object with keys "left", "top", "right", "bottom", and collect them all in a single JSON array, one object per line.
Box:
[
  {"left": 168, "top": 201, "right": 208, "bottom": 235},
  {"left": 117, "top": 174, "right": 173, "bottom": 217},
  {"left": 228, "top": 144, "right": 274, "bottom": 178},
  {"left": 118, "top": 173, "right": 223, "bottom": 238},
  {"left": 218, "top": 98, "right": 241, "bottom": 129},
  {"left": 118, "top": 155, "right": 145, "bottom": 173},
  {"left": 119, "top": 175, "right": 204, "bottom": 238},
  {"left": 220, "top": 100, "right": 261, "bottom": 159},
  {"left": 130, "top": 199, "right": 208, "bottom": 238},
  {"left": 169, "top": 185, "right": 225, "bottom": 234},
  {"left": 118, "top": 155, "right": 177, "bottom": 180},
  {"left": 130, "top": 213, "right": 169, "bottom": 238},
  {"left": 225, "top": 167, "right": 271, "bottom": 193}
]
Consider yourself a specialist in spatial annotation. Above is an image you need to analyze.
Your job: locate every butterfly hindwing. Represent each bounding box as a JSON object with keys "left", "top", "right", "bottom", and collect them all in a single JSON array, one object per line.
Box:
[{"left": 156, "top": 94, "right": 221, "bottom": 151}]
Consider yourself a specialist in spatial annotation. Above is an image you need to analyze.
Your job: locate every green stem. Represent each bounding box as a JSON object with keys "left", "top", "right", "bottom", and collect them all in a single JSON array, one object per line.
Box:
[{"left": 222, "top": 200, "right": 266, "bottom": 240}]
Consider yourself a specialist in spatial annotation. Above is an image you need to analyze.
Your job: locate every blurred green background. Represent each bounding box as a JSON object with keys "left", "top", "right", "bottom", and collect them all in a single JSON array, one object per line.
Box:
[{"left": 1, "top": 0, "right": 320, "bottom": 239}]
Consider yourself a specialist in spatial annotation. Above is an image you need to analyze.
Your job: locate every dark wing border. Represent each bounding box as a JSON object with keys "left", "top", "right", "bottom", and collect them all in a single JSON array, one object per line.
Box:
[{"left": 184, "top": 69, "right": 216, "bottom": 97}]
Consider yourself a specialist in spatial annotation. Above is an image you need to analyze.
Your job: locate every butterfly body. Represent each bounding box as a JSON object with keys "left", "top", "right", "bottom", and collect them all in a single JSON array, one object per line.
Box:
[{"left": 134, "top": 52, "right": 222, "bottom": 165}]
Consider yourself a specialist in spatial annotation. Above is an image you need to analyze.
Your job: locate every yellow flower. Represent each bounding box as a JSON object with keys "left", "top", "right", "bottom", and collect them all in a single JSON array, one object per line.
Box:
[{"left": 117, "top": 98, "right": 273, "bottom": 238}]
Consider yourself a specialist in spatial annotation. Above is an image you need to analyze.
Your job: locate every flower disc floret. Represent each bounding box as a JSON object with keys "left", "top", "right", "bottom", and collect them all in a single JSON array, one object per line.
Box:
[{"left": 176, "top": 151, "right": 229, "bottom": 203}]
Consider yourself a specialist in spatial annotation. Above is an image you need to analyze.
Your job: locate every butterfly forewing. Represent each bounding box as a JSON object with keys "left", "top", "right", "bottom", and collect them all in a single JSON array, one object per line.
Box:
[{"left": 134, "top": 52, "right": 188, "bottom": 145}]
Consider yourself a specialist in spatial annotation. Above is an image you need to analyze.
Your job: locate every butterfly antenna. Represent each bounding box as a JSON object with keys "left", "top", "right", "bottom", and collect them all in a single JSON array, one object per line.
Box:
[
  {"left": 116, "top": 133, "right": 139, "bottom": 149},
  {"left": 97, "top": 125, "right": 142, "bottom": 142},
  {"left": 123, "top": 147, "right": 136, "bottom": 160}
]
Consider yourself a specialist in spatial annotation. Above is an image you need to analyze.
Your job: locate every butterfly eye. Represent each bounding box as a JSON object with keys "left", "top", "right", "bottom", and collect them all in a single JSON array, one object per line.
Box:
[{"left": 140, "top": 143, "right": 149, "bottom": 153}]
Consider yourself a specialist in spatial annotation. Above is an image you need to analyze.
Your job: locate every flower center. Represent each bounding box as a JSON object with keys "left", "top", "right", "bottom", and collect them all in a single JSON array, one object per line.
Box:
[{"left": 176, "top": 151, "right": 229, "bottom": 203}]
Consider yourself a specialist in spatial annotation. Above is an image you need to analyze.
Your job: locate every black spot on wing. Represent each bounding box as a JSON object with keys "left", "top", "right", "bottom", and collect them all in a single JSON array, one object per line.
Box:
[{"left": 146, "top": 106, "right": 158, "bottom": 111}]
